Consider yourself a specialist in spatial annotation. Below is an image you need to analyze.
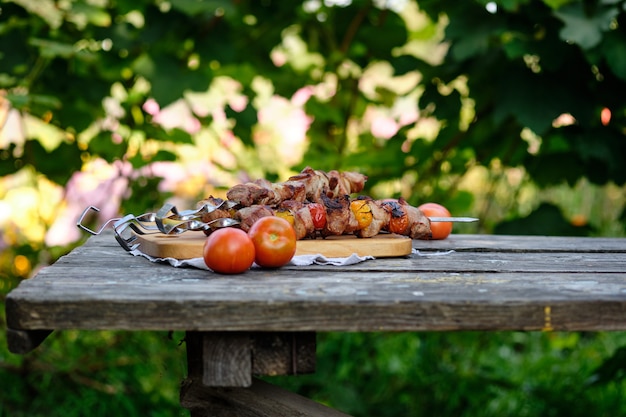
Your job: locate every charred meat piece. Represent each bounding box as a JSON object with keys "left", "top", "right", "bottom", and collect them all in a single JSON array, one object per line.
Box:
[
  {"left": 288, "top": 166, "right": 367, "bottom": 204},
  {"left": 397, "top": 198, "right": 431, "bottom": 239},
  {"left": 327, "top": 169, "right": 367, "bottom": 199},
  {"left": 288, "top": 167, "right": 329, "bottom": 203},
  {"left": 253, "top": 178, "right": 307, "bottom": 206},
  {"left": 380, "top": 199, "right": 410, "bottom": 235},
  {"left": 226, "top": 182, "right": 271, "bottom": 207},
  {"left": 226, "top": 178, "right": 304, "bottom": 207},
  {"left": 278, "top": 200, "right": 315, "bottom": 240},
  {"left": 233, "top": 205, "right": 274, "bottom": 232},
  {"left": 320, "top": 194, "right": 352, "bottom": 237},
  {"left": 227, "top": 169, "right": 344, "bottom": 207},
  {"left": 379, "top": 198, "right": 431, "bottom": 239},
  {"left": 226, "top": 166, "right": 367, "bottom": 207}
]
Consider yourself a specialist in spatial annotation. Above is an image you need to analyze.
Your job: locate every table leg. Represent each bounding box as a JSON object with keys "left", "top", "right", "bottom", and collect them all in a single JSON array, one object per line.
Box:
[
  {"left": 182, "top": 331, "right": 353, "bottom": 416},
  {"left": 6, "top": 328, "right": 53, "bottom": 354},
  {"left": 184, "top": 331, "right": 316, "bottom": 387}
]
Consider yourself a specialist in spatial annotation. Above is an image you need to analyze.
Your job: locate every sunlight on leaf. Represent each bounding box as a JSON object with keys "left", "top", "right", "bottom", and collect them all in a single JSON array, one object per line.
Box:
[
  {"left": 554, "top": 3, "right": 619, "bottom": 49},
  {"left": 7, "top": 0, "right": 63, "bottom": 28},
  {"left": 28, "top": 38, "right": 77, "bottom": 59}
]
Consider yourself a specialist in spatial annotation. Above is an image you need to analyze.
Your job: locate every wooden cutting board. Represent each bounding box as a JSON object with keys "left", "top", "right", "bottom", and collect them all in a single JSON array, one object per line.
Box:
[{"left": 134, "top": 231, "right": 413, "bottom": 259}]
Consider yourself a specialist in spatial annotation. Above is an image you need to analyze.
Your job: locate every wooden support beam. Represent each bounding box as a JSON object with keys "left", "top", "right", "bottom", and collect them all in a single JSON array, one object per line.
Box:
[
  {"left": 203, "top": 332, "right": 252, "bottom": 387},
  {"left": 6, "top": 328, "right": 52, "bottom": 354},
  {"left": 186, "top": 332, "right": 316, "bottom": 387},
  {"left": 180, "top": 377, "right": 352, "bottom": 417},
  {"left": 252, "top": 332, "right": 316, "bottom": 377}
]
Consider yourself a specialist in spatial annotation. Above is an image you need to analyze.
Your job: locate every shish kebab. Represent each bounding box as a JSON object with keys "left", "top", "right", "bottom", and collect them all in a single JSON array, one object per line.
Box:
[{"left": 195, "top": 167, "right": 477, "bottom": 240}]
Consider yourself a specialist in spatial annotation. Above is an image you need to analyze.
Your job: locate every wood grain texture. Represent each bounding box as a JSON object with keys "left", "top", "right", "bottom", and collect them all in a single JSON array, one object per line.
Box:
[
  {"left": 135, "top": 231, "right": 413, "bottom": 259},
  {"left": 202, "top": 332, "right": 252, "bottom": 387},
  {"left": 185, "top": 332, "right": 316, "bottom": 387},
  {"left": 180, "top": 377, "right": 352, "bottom": 417},
  {"left": 251, "top": 332, "right": 316, "bottom": 376},
  {"left": 6, "top": 233, "right": 626, "bottom": 341},
  {"left": 413, "top": 234, "right": 626, "bottom": 253}
]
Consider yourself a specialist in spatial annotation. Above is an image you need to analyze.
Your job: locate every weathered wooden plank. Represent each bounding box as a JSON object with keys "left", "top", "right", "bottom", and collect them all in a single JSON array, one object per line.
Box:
[
  {"left": 6, "top": 233, "right": 626, "bottom": 333},
  {"left": 251, "top": 332, "right": 316, "bottom": 376},
  {"left": 180, "top": 377, "right": 352, "bottom": 417},
  {"left": 185, "top": 332, "right": 316, "bottom": 387},
  {"left": 82, "top": 230, "right": 626, "bottom": 253},
  {"left": 9, "top": 262, "right": 626, "bottom": 301},
  {"left": 202, "top": 332, "right": 252, "bottom": 387},
  {"left": 43, "top": 244, "right": 626, "bottom": 273},
  {"left": 7, "top": 286, "right": 626, "bottom": 332},
  {"left": 413, "top": 234, "right": 626, "bottom": 253}
]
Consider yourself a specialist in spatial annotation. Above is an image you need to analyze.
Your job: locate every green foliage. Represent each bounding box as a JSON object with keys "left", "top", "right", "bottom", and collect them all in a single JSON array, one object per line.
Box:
[
  {"left": 267, "top": 331, "right": 626, "bottom": 417},
  {"left": 0, "top": 329, "right": 187, "bottom": 417},
  {"left": 2, "top": 0, "right": 625, "bottom": 224},
  {"left": 494, "top": 202, "right": 595, "bottom": 235},
  {"left": 21, "top": 140, "right": 83, "bottom": 184},
  {"left": 417, "top": 0, "right": 626, "bottom": 192}
]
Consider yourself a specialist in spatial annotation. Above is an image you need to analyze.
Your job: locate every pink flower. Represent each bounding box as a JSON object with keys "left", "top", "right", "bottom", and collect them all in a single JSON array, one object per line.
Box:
[
  {"left": 143, "top": 98, "right": 160, "bottom": 116},
  {"left": 45, "top": 159, "right": 130, "bottom": 246},
  {"left": 371, "top": 116, "right": 399, "bottom": 139},
  {"left": 152, "top": 99, "right": 201, "bottom": 134}
]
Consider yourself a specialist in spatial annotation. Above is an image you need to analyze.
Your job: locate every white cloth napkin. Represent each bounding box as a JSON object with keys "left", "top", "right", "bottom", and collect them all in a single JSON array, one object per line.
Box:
[
  {"left": 129, "top": 249, "right": 374, "bottom": 270},
  {"left": 129, "top": 247, "right": 455, "bottom": 271}
]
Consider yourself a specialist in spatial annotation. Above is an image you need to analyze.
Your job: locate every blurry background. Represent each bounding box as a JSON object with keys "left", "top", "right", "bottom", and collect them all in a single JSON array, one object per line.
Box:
[{"left": 1, "top": 0, "right": 626, "bottom": 415}]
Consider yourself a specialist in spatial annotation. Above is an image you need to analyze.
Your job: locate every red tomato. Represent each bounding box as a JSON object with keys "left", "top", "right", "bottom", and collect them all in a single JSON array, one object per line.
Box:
[
  {"left": 308, "top": 203, "right": 326, "bottom": 229},
  {"left": 203, "top": 228, "right": 255, "bottom": 274},
  {"left": 418, "top": 202, "right": 453, "bottom": 240},
  {"left": 248, "top": 216, "right": 297, "bottom": 268}
]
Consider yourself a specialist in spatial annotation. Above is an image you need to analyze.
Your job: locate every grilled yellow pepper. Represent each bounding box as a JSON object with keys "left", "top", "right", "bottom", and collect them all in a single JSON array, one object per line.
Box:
[{"left": 350, "top": 200, "right": 373, "bottom": 230}]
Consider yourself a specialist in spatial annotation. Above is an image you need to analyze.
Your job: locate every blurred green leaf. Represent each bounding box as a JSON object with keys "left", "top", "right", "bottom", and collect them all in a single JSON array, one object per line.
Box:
[
  {"left": 554, "top": 3, "right": 619, "bottom": 49},
  {"left": 152, "top": 149, "right": 177, "bottom": 162},
  {"left": 170, "top": 0, "right": 236, "bottom": 16},
  {"left": 7, "top": 0, "right": 63, "bottom": 28},
  {"left": 126, "top": 176, "right": 170, "bottom": 214},
  {"left": 28, "top": 38, "right": 77, "bottom": 59},
  {"left": 0, "top": 143, "right": 23, "bottom": 176},
  {"left": 227, "top": 103, "right": 257, "bottom": 147},
  {"left": 600, "top": 30, "right": 626, "bottom": 82},
  {"left": 494, "top": 202, "right": 594, "bottom": 235},
  {"left": 87, "top": 133, "right": 129, "bottom": 163},
  {"left": 69, "top": 2, "right": 112, "bottom": 27},
  {"left": 587, "top": 345, "right": 626, "bottom": 386},
  {"left": 149, "top": 127, "right": 194, "bottom": 145},
  {"left": 21, "top": 139, "right": 83, "bottom": 184}
]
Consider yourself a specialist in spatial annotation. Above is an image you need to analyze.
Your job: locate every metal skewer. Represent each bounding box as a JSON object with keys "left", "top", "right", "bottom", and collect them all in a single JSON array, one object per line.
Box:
[
  {"left": 77, "top": 204, "right": 480, "bottom": 253},
  {"left": 428, "top": 217, "right": 479, "bottom": 223}
]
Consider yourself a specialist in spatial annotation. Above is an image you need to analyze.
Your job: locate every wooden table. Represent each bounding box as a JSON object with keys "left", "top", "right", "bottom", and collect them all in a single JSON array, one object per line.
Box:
[{"left": 5, "top": 233, "right": 626, "bottom": 416}]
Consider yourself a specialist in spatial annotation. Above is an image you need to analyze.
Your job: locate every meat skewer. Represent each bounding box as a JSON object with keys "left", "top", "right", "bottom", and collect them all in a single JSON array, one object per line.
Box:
[
  {"left": 197, "top": 195, "right": 433, "bottom": 240},
  {"left": 195, "top": 167, "right": 473, "bottom": 241},
  {"left": 226, "top": 166, "right": 368, "bottom": 207}
]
